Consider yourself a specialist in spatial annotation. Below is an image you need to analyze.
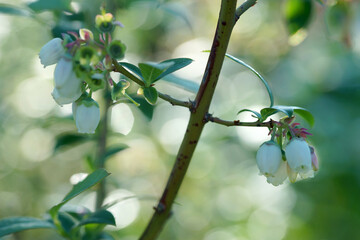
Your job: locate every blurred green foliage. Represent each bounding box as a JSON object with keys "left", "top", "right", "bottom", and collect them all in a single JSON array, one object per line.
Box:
[{"left": 1, "top": 0, "right": 360, "bottom": 239}]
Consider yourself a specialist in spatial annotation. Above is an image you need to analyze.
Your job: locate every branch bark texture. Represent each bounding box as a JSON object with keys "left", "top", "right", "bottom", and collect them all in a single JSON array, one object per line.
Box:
[
  {"left": 138, "top": 1, "right": 257, "bottom": 239},
  {"left": 139, "top": 0, "right": 257, "bottom": 239}
]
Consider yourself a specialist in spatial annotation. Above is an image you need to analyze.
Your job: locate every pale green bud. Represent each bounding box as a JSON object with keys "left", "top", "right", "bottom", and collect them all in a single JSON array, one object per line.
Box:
[{"left": 72, "top": 98, "right": 100, "bottom": 134}]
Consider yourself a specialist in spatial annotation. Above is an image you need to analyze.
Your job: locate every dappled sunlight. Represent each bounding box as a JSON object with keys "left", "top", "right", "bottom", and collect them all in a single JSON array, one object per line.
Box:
[
  {"left": 111, "top": 103, "right": 134, "bottom": 135},
  {"left": 104, "top": 189, "right": 140, "bottom": 230},
  {"left": 13, "top": 76, "right": 55, "bottom": 118},
  {"left": 19, "top": 128, "right": 54, "bottom": 162}
]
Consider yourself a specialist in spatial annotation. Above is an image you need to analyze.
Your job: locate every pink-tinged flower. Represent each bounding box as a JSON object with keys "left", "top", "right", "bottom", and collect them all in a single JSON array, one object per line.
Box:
[
  {"left": 309, "top": 146, "right": 319, "bottom": 171},
  {"left": 52, "top": 58, "right": 82, "bottom": 106},
  {"left": 266, "top": 160, "right": 288, "bottom": 186},
  {"left": 285, "top": 138, "right": 312, "bottom": 174},
  {"left": 256, "top": 141, "right": 282, "bottom": 177},
  {"left": 72, "top": 98, "right": 100, "bottom": 134},
  {"left": 39, "top": 38, "right": 65, "bottom": 67}
]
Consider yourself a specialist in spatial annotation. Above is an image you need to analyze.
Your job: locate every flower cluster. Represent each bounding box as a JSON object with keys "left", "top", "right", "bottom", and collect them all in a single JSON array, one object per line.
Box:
[
  {"left": 256, "top": 118, "right": 318, "bottom": 186},
  {"left": 38, "top": 12, "right": 126, "bottom": 134}
]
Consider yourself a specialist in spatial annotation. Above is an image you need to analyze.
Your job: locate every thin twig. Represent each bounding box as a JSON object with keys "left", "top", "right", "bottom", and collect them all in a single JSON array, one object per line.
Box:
[
  {"left": 207, "top": 114, "right": 273, "bottom": 128},
  {"left": 235, "top": 0, "right": 257, "bottom": 22},
  {"left": 158, "top": 93, "right": 193, "bottom": 108},
  {"left": 112, "top": 59, "right": 192, "bottom": 109}
]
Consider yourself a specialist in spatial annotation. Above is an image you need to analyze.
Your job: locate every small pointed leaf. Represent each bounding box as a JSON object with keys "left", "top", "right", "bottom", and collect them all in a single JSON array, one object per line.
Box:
[
  {"left": 138, "top": 63, "right": 169, "bottom": 87},
  {"left": 77, "top": 209, "right": 115, "bottom": 227},
  {"left": 0, "top": 217, "right": 55, "bottom": 237},
  {"left": 54, "top": 133, "right": 92, "bottom": 153},
  {"left": 27, "top": 0, "right": 71, "bottom": 12},
  {"left": 225, "top": 53, "right": 274, "bottom": 107},
  {"left": 156, "top": 58, "right": 193, "bottom": 81},
  {"left": 143, "top": 87, "right": 158, "bottom": 105},
  {"left": 161, "top": 74, "right": 199, "bottom": 93},
  {"left": 261, "top": 105, "right": 314, "bottom": 127},
  {"left": 105, "top": 144, "right": 128, "bottom": 160},
  {"left": 284, "top": 0, "right": 313, "bottom": 35},
  {"left": 118, "top": 62, "right": 143, "bottom": 79},
  {"left": 0, "top": 4, "right": 33, "bottom": 17},
  {"left": 49, "top": 169, "right": 110, "bottom": 219}
]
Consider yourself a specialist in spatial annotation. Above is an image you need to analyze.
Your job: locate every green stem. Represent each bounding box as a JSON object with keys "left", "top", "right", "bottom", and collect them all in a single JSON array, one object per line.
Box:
[
  {"left": 95, "top": 85, "right": 112, "bottom": 209},
  {"left": 139, "top": 1, "right": 257, "bottom": 239}
]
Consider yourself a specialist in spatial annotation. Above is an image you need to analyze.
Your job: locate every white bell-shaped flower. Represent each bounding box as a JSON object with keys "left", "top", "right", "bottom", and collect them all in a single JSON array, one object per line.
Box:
[
  {"left": 256, "top": 141, "right": 282, "bottom": 177},
  {"left": 285, "top": 138, "right": 312, "bottom": 174},
  {"left": 39, "top": 38, "right": 65, "bottom": 67},
  {"left": 54, "top": 58, "right": 74, "bottom": 88},
  {"left": 51, "top": 58, "right": 83, "bottom": 106},
  {"left": 72, "top": 98, "right": 100, "bottom": 134},
  {"left": 266, "top": 160, "right": 288, "bottom": 186}
]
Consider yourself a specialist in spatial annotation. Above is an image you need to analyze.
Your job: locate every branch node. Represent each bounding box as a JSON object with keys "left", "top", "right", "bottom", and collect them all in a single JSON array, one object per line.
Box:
[{"left": 154, "top": 202, "right": 166, "bottom": 213}]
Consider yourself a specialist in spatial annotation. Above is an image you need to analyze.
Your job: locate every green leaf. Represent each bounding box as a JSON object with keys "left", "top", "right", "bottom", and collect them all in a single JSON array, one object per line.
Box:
[
  {"left": 143, "top": 87, "right": 158, "bottom": 105},
  {"left": 294, "top": 108, "right": 315, "bottom": 127},
  {"left": 225, "top": 53, "right": 274, "bottom": 107},
  {"left": 161, "top": 74, "right": 199, "bottom": 93},
  {"left": 284, "top": 0, "right": 313, "bottom": 35},
  {"left": 156, "top": 58, "right": 193, "bottom": 81},
  {"left": 0, "top": 217, "right": 55, "bottom": 237},
  {"left": 118, "top": 62, "right": 143, "bottom": 79},
  {"left": 0, "top": 4, "right": 33, "bottom": 17},
  {"left": 77, "top": 209, "right": 115, "bottom": 227},
  {"left": 237, "top": 109, "right": 262, "bottom": 120},
  {"left": 49, "top": 169, "right": 110, "bottom": 219},
  {"left": 60, "top": 205, "right": 91, "bottom": 221},
  {"left": 54, "top": 133, "right": 91, "bottom": 152},
  {"left": 105, "top": 144, "right": 129, "bottom": 160},
  {"left": 57, "top": 212, "right": 77, "bottom": 234},
  {"left": 27, "top": 0, "right": 71, "bottom": 12},
  {"left": 259, "top": 108, "right": 279, "bottom": 121},
  {"left": 260, "top": 105, "right": 314, "bottom": 127},
  {"left": 131, "top": 97, "right": 154, "bottom": 120},
  {"left": 138, "top": 62, "right": 170, "bottom": 87}
]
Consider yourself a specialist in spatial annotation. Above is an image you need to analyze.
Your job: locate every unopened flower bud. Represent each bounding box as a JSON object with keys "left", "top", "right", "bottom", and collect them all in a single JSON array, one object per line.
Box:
[
  {"left": 39, "top": 38, "right": 65, "bottom": 67},
  {"left": 256, "top": 141, "right": 282, "bottom": 177},
  {"left": 72, "top": 98, "right": 100, "bottom": 134},
  {"left": 285, "top": 138, "right": 312, "bottom": 174},
  {"left": 79, "top": 28, "right": 94, "bottom": 41},
  {"left": 95, "top": 13, "right": 114, "bottom": 32},
  {"left": 309, "top": 146, "right": 319, "bottom": 171}
]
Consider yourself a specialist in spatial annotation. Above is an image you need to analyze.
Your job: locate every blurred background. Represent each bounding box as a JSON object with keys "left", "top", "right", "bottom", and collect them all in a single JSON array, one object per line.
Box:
[{"left": 1, "top": 0, "right": 360, "bottom": 239}]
